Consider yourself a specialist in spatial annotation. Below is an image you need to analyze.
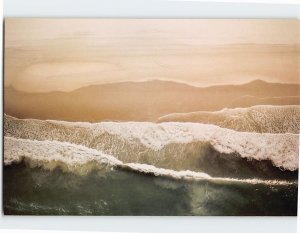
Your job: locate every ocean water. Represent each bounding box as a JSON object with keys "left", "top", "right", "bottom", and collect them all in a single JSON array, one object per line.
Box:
[
  {"left": 3, "top": 111, "right": 299, "bottom": 216},
  {"left": 3, "top": 162, "right": 298, "bottom": 216}
]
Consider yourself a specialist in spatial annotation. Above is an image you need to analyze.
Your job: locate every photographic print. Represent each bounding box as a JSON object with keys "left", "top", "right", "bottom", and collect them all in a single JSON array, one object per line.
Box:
[{"left": 3, "top": 19, "right": 299, "bottom": 216}]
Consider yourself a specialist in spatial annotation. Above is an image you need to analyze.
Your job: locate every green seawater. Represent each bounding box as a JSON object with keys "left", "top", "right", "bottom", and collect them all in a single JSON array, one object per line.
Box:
[{"left": 3, "top": 162, "right": 298, "bottom": 216}]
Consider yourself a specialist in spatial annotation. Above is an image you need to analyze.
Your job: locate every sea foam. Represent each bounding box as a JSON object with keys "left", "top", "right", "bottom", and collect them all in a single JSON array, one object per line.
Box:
[
  {"left": 4, "top": 136, "right": 295, "bottom": 186},
  {"left": 158, "top": 105, "right": 300, "bottom": 134},
  {"left": 4, "top": 114, "right": 299, "bottom": 171}
]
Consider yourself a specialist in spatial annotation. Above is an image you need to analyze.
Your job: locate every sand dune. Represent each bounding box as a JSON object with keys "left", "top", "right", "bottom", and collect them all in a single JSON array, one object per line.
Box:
[{"left": 5, "top": 79, "right": 300, "bottom": 122}]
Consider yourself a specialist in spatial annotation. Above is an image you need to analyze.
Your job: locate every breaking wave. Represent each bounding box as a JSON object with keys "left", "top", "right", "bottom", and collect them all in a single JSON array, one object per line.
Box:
[
  {"left": 4, "top": 114, "right": 299, "bottom": 172},
  {"left": 157, "top": 105, "right": 300, "bottom": 134},
  {"left": 4, "top": 136, "right": 295, "bottom": 186}
]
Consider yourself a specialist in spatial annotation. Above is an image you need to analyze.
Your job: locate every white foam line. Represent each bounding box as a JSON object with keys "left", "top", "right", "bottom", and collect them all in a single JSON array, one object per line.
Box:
[
  {"left": 122, "top": 162, "right": 296, "bottom": 186},
  {"left": 4, "top": 137, "right": 296, "bottom": 187}
]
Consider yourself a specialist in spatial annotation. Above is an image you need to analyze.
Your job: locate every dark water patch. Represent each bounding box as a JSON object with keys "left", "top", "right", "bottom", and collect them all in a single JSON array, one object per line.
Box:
[
  {"left": 190, "top": 181, "right": 298, "bottom": 216},
  {"left": 3, "top": 163, "right": 298, "bottom": 216},
  {"left": 189, "top": 142, "right": 298, "bottom": 180},
  {"left": 3, "top": 163, "right": 191, "bottom": 216}
]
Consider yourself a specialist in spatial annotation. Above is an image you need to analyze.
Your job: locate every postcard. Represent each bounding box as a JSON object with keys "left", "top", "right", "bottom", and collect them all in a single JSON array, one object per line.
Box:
[{"left": 3, "top": 19, "right": 299, "bottom": 216}]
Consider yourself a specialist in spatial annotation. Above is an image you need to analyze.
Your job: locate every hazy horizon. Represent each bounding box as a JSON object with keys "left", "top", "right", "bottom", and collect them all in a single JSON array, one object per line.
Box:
[
  {"left": 4, "top": 78, "right": 300, "bottom": 94},
  {"left": 5, "top": 19, "right": 300, "bottom": 93}
]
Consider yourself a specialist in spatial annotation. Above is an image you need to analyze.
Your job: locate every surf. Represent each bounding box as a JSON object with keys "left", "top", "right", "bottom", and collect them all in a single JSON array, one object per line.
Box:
[
  {"left": 157, "top": 105, "right": 300, "bottom": 134},
  {"left": 4, "top": 114, "right": 299, "bottom": 171},
  {"left": 4, "top": 136, "right": 297, "bottom": 186}
]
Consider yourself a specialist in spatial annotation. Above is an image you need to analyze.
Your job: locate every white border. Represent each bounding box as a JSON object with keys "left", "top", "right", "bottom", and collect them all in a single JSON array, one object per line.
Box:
[
  {"left": 1, "top": 1, "right": 299, "bottom": 233},
  {"left": 172, "top": 0, "right": 300, "bottom": 4},
  {"left": 3, "top": 0, "right": 300, "bottom": 18}
]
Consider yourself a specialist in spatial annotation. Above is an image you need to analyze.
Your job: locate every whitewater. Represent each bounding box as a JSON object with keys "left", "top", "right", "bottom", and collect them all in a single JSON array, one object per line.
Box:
[
  {"left": 4, "top": 111, "right": 299, "bottom": 216},
  {"left": 4, "top": 114, "right": 299, "bottom": 171},
  {"left": 158, "top": 105, "right": 300, "bottom": 134},
  {"left": 4, "top": 136, "right": 295, "bottom": 186}
]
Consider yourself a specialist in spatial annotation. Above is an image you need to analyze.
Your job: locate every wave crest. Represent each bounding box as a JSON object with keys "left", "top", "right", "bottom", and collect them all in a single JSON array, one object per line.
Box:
[
  {"left": 4, "top": 114, "right": 299, "bottom": 171},
  {"left": 4, "top": 137, "right": 295, "bottom": 186},
  {"left": 157, "top": 105, "right": 300, "bottom": 134}
]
